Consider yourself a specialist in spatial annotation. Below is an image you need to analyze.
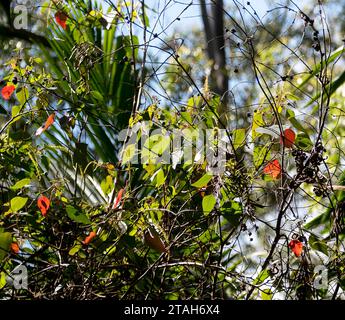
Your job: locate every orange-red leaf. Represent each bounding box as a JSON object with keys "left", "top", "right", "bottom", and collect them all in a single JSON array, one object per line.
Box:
[
  {"left": 37, "top": 195, "right": 50, "bottom": 216},
  {"left": 82, "top": 231, "right": 97, "bottom": 245},
  {"left": 263, "top": 159, "right": 281, "bottom": 179},
  {"left": 10, "top": 242, "right": 20, "bottom": 254},
  {"left": 1, "top": 85, "right": 15, "bottom": 100},
  {"left": 55, "top": 11, "right": 68, "bottom": 29},
  {"left": 35, "top": 113, "right": 55, "bottom": 136},
  {"left": 288, "top": 239, "right": 303, "bottom": 257},
  {"left": 144, "top": 227, "right": 168, "bottom": 253},
  {"left": 280, "top": 128, "right": 296, "bottom": 148},
  {"left": 112, "top": 188, "right": 124, "bottom": 209}
]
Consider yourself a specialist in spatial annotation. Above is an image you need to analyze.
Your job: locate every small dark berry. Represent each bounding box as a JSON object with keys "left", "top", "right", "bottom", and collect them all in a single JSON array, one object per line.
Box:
[
  {"left": 12, "top": 77, "right": 18, "bottom": 85},
  {"left": 312, "top": 42, "right": 321, "bottom": 52}
]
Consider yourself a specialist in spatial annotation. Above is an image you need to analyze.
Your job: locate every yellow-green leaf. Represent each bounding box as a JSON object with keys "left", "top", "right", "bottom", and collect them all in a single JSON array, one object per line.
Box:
[
  {"left": 261, "top": 289, "right": 272, "bottom": 300},
  {"left": 69, "top": 244, "right": 82, "bottom": 256},
  {"left": 232, "top": 128, "right": 246, "bottom": 149},
  {"left": 202, "top": 194, "right": 216, "bottom": 216},
  {"left": 11, "top": 178, "right": 31, "bottom": 190},
  {"left": 192, "top": 173, "right": 213, "bottom": 188},
  {"left": 16, "top": 86, "right": 29, "bottom": 106},
  {"left": 9, "top": 196, "right": 28, "bottom": 212},
  {"left": 0, "top": 272, "right": 6, "bottom": 289},
  {"left": 0, "top": 232, "right": 12, "bottom": 262},
  {"left": 121, "top": 144, "right": 136, "bottom": 164}
]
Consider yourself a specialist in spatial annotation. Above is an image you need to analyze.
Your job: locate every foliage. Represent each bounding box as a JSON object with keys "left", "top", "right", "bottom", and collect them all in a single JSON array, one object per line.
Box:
[{"left": 0, "top": 0, "right": 345, "bottom": 300}]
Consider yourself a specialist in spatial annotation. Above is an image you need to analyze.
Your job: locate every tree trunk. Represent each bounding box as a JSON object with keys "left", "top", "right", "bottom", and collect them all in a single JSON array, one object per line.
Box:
[{"left": 199, "top": 0, "right": 228, "bottom": 126}]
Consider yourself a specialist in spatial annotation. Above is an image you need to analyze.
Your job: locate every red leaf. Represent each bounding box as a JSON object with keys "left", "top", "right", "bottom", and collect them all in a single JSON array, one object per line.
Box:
[
  {"left": 112, "top": 188, "right": 124, "bottom": 209},
  {"left": 10, "top": 242, "right": 20, "bottom": 254},
  {"left": 37, "top": 195, "right": 51, "bottom": 216},
  {"left": 55, "top": 11, "right": 68, "bottom": 29},
  {"left": 82, "top": 231, "right": 97, "bottom": 245},
  {"left": 35, "top": 113, "right": 55, "bottom": 136},
  {"left": 263, "top": 159, "right": 281, "bottom": 179},
  {"left": 280, "top": 128, "right": 296, "bottom": 148},
  {"left": 288, "top": 239, "right": 303, "bottom": 257},
  {"left": 1, "top": 85, "right": 15, "bottom": 100}
]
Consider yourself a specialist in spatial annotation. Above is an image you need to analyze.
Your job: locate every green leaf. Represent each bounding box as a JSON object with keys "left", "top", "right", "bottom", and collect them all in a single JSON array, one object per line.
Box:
[
  {"left": 0, "top": 272, "right": 6, "bottom": 289},
  {"left": 90, "top": 90, "right": 104, "bottom": 102},
  {"left": 252, "top": 110, "right": 265, "bottom": 139},
  {"left": 295, "top": 133, "right": 313, "bottom": 150},
  {"left": 100, "top": 175, "right": 113, "bottom": 196},
  {"left": 69, "top": 244, "right": 82, "bottom": 256},
  {"left": 66, "top": 205, "right": 91, "bottom": 225},
  {"left": 11, "top": 178, "right": 31, "bottom": 190},
  {"left": 298, "top": 46, "right": 344, "bottom": 89},
  {"left": 221, "top": 202, "right": 242, "bottom": 227},
  {"left": 0, "top": 232, "right": 12, "bottom": 262},
  {"left": 9, "top": 196, "right": 28, "bottom": 212},
  {"left": 16, "top": 86, "right": 29, "bottom": 106},
  {"left": 253, "top": 146, "right": 270, "bottom": 168},
  {"left": 253, "top": 269, "right": 269, "bottom": 285},
  {"left": 309, "top": 234, "right": 328, "bottom": 255},
  {"left": 192, "top": 173, "right": 213, "bottom": 188},
  {"left": 180, "top": 111, "right": 192, "bottom": 124},
  {"left": 304, "top": 69, "right": 345, "bottom": 108},
  {"left": 304, "top": 210, "right": 331, "bottom": 230},
  {"left": 286, "top": 109, "right": 307, "bottom": 134},
  {"left": 12, "top": 105, "right": 21, "bottom": 117},
  {"left": 145, "top": 134, "right": 170, "bottom": 157},
  {"left": 202, "top": 194, "right": 216, "bottom": 216},
  {"left": 155, "top": 169, "right": 165, "bottom": 187},
  {"left": 34, "top": 57, "right": 43, "bottom": 64},
  {"left": 285, "top": 93, "right": 300, "bottom": 101},
  {"left": 232, "top": 128, "right": 246, "bottom": 149},
  {"left": 261, "top": 289, "right": 272, "bottom": 300},
  {"left": 121, "top": 144, "right": 136, "bottom": 164}
]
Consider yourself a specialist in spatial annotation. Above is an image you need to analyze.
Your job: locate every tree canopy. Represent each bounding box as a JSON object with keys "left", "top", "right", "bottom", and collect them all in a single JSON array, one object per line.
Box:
[{"left": 1, "top": 0, "right": 345, "bottom": 300}]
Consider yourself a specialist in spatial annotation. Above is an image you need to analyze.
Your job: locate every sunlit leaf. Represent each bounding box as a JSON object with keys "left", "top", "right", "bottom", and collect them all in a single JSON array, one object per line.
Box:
[
  {"left": 232, "top": 128, "right": 246, "bottom": 149},
  {"left": 192, "top": 173, "right": 213, "bottom": 188},
  {"left": 202, "top": 194, "right": 216, "bottom": 215},
  {"left": 9, "top": 196, "right": 28, "bottom": 212},
  {"left": 263, "top": 159, "right": 281, "bottom": 179},
  {"left": 288, "top": 239, "right": 303, "bottom": 257},
  {"left": 11, "top": 178, "right": 31, "bottom": 190}
]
